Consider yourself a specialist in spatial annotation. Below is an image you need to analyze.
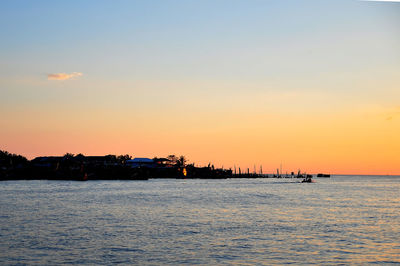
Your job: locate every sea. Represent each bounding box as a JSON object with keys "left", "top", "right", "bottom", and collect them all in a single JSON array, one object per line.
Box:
[{"left": 1, "top": 176, "right": 399, "bottom": 265}]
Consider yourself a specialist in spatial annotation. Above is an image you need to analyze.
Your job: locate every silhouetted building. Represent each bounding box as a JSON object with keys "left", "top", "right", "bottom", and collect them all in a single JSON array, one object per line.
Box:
[{"left": 126, "top": 158, "right": 155, "bottom": 168}]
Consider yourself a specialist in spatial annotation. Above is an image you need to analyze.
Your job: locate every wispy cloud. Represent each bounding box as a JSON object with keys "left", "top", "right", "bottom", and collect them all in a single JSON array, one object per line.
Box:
[
  {"left": 47, "top": 72, "right": 83, "bottom": 81},
  {"left": 385, "top": 107, "right": 400, "bottom": 121}
]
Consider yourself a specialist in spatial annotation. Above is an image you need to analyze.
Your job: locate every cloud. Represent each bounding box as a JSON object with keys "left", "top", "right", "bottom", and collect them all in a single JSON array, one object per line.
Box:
[
  {"left": 356, "top": 105, "right": 400, "bottom": 121},
  {"left": 47, "top": 72, "right": 83, "bottom": 81},
  {"left": 384, "top": 107, "right": 400, "bottom": 121},
  {"left": 386, "top": 111, "right": 400, "bottom": 121}
]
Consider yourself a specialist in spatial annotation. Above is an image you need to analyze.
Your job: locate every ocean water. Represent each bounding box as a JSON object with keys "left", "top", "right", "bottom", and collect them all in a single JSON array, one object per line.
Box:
[{"left": 1, "top": 176, "right": 399, "bottom": 265}]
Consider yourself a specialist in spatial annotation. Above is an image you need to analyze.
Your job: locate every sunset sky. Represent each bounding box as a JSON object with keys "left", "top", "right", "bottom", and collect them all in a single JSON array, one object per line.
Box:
[{"left": 1, "top": 0, "right": 399, "bottom": 174}]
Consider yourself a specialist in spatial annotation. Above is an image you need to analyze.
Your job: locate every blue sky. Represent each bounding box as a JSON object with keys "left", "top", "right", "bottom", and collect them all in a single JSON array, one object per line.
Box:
[
  {"left": 1, "top": 0, "right": 398, "bottom": 111},
  {"left": 1, "top": 0, "right": 398, "bottom": 80}
]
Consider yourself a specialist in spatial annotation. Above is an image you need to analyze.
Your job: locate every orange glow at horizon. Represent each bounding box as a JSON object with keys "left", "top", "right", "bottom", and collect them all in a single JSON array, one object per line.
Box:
[{"left": 1, "top": 103, "right": 399, "bottom": 175}]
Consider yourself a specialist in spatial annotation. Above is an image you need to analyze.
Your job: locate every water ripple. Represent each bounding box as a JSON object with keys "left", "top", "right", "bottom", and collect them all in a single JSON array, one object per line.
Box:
[{"left": 1, "top": 176, "right": 400, "bottom": 265}]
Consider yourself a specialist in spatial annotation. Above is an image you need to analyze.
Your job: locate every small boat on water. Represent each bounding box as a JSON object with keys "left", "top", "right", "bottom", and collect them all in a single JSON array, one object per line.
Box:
[
  {"left": 317, "top": 173, "right": 330, "bottom": 178},
  {"left": 302, "top": 175, "right": 314, "bottom": 183}
]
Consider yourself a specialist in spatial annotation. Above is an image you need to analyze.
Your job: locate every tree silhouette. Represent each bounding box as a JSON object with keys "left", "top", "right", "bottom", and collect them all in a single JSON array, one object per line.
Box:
[
  {"left": 63, "top": 153, "right": 74, "bottom": 159},
  {"left": 167, "top": 155, "right": 178, "bottom": 164},
  {"left": 117, "top": 154, "right": 132, "bottom": 164},
  {"left": 177, "top": 156, "right": 187, "bottom": 167},
  {"left": 0, "top": 150, "right": 28, "bottom": 167}
]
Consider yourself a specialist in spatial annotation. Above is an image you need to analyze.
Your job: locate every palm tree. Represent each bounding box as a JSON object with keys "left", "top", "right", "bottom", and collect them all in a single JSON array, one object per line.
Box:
[{"left": 177, "top": 156, "right": 187, "bottom": 167}]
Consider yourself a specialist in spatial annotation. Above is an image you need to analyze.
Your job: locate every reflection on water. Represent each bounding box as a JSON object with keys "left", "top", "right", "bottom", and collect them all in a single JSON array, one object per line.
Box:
[{"left": 1, "top": 176, "right": 400, "bottom": 265}]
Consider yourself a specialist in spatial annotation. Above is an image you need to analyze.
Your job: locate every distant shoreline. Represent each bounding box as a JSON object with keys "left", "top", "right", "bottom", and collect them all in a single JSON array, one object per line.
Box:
[{"left": 2, "top": 151, "right": 398, "bottom": 180}]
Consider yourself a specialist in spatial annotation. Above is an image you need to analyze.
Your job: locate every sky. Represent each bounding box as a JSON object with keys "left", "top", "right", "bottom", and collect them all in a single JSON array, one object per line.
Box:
[{"left": 0, "top": 0, "right": 399, "bottom": 174}]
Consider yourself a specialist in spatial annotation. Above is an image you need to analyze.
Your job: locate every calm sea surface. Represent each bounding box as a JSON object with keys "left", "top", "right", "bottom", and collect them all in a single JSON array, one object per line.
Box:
[{"left": 1, "top": 176, "right": 400, "bottom": 265}]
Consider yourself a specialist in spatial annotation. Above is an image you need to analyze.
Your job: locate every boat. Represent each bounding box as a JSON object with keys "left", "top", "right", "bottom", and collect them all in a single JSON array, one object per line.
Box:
[
  {"left": 301, "top": 175, "right": 314, "bottom": 183},
  {"left": 317, "top": 173, "right": 330, "bottom": 178}
]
